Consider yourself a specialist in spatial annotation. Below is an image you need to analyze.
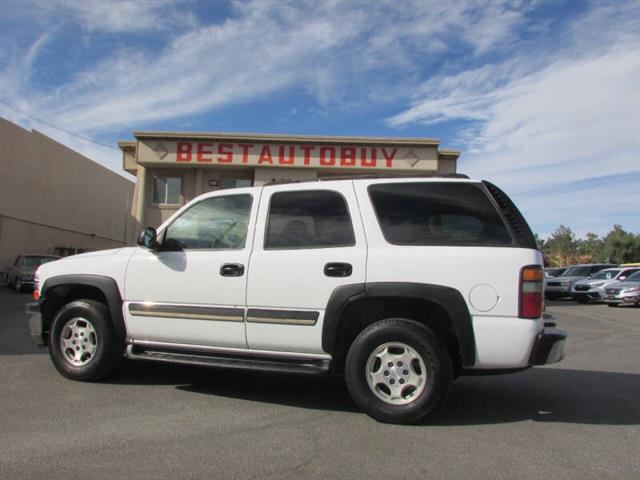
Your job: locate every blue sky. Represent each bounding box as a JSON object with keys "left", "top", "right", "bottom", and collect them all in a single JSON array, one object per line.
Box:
[{"left": 1, "top": 0, "right": 638, "bottom": 238}]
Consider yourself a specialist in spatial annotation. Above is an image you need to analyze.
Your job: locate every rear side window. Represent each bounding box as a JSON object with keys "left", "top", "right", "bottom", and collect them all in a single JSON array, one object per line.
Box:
[
  {"left": 266, "top": 190, "right": 355, "bottom": 249},
  {"left": 368, "top": 183, "right": 513, "bottom": 246}
]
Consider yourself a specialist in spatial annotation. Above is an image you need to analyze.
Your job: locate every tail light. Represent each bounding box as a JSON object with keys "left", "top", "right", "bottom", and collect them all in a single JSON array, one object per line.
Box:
[
  {"left": 33, "top": 268, "right": 41, "bottom": 301},
  {"left": 520, "top": 265, "right": 543, "bottom": 318}
]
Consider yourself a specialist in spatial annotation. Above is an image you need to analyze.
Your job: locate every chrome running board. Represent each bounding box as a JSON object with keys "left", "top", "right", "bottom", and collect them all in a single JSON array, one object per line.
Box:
[{"left": 126, "top": 344, "right": 330, "bottom": 375}]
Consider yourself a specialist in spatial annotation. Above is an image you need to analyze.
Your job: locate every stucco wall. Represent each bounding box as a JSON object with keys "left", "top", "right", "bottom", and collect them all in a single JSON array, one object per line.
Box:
[{"left": 0, "top": 117, "right": 138, "bottom": 270}]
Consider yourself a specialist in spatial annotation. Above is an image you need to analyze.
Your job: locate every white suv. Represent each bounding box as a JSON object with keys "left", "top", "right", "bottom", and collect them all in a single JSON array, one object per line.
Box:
[{"left": 26, "top": 176, "right": 565, "bottom": 423}]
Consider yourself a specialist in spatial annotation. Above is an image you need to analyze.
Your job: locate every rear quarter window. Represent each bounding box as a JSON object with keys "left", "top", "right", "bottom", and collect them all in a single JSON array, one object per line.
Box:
[{"left": 368, "top": 182, "right": 513, "bottom": 246}]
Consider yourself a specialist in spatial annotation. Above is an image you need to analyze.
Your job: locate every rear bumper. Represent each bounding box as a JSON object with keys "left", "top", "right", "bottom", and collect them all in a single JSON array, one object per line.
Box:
[
  {"left": 25, "top": 301, "right": 46, "bottom": 348},
  {"left": 529, "top": 327, "right": 566, "bottom": 365}
]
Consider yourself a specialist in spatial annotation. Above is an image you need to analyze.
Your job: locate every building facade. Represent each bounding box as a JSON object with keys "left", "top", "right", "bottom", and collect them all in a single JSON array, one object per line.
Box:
[
  {"left": 0, "top": 117, "right": 138, "bottom": 271},
  {"left": 119, "top": 131, "right": 460, "bottom": 228}
]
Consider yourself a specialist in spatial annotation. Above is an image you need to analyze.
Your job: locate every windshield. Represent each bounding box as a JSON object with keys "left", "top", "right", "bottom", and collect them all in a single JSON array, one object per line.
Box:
[
  {"left": 23, "top": 256, "right": 57, "bottom": 267},
  {"left": 561, "top": 266, "right": 591, "bottom": 277},
  {"left": 591, "top": 269, "right": 620, "bottom": 280},
  {"left": 626, "top": 271, "right": 640, "bottom": 282}
]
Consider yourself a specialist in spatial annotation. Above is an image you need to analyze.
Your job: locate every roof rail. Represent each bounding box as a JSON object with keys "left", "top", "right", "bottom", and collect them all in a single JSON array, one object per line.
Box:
[{"left": 262, "top": 172, "right": 470, "bottom": 186}]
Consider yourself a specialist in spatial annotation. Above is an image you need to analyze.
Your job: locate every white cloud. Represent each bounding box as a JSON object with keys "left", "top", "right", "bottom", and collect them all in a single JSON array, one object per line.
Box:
[
  {"left": 386, "top": 4, "right": 640, "bottom": 237},
  {"left": 1, "top": 0, "right": 528, "bottom": 135},
  {"left": 41, "top": 0, "right": 192, "bottom": 33}
]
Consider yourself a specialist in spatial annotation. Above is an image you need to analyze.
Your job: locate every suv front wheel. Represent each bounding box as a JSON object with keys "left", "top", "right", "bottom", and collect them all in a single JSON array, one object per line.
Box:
[
  {"left": 48, "top": 299, "right": 124, "bottom": 381},
  {"left": 345, "top": 318, "right": 452, "bottom": 424}
]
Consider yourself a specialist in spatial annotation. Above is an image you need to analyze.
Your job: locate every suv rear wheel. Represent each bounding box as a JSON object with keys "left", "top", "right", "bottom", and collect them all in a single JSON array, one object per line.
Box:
[
  {"left": 48, "top": 299, "right": 124, "bottom": 381},
  {"left": 345, "top": 318, "right": 452, "bottom": 424}
]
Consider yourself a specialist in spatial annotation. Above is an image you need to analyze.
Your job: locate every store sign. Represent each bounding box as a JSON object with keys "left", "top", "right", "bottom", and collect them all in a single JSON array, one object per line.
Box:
[{"left": 138, "top": 140, "right": 438, "bottom": 170}]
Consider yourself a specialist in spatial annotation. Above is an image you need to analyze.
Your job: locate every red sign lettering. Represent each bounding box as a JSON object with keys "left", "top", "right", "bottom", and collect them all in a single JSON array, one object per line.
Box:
[
  {"left": 176, "top": 142, "right": 192, "bottom": 162},
  {"left": 300, "top": 145, "right": 315, "bottom": 165},
  {"left": 166, "top": 142, "right": 404, "bottom": 169},
  {"left": 217, "top": 143, "right": 233, "bottom": 163},
  {"left": 259, "top": 145, "right": 273, "bottom": 164},
  {"left": 278, "top": 145, "right": 295, "bottom": 165},
  {"left": 238, "top": 144, "right": 253, "bottom": 164},
  {"left": 197, "top": 142, "right": 213, "bottom": 163},
  {"left": 361, "top": 147, "right": 377, "bottom": 167},
  {"left": 382, "top": 148, "right": 397, "bottom": 168},
  {"left": 340, "top": 147, "right": 356, "bottom": 167},
  {"left": 320, "top": 146, "right": 336, "bottom": 166}
]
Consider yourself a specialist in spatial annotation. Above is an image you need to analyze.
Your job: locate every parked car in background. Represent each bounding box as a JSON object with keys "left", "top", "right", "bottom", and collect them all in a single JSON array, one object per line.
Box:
[
  {"left": 6, "top": 255, "right": 59, "bottom": 292},
  {"left": 571, "top": 267, "right": 640, "bottom": 303},
  {"left": 545, "top": 263, "right": 618, "bottom": 300},
  {"left": 603, "top": 271, "right": 640, "bottom": 307},
  {"left": 545, "top": 267, "right": 567, "bottom": 278}
]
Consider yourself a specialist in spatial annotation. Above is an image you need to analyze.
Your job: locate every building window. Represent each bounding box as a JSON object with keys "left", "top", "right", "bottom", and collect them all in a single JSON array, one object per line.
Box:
[
  {"left": 265, "top": 190, "right": 355, "bottom": 249},
  {"left": 221, "top": 178, "right": 252, "bottom": 189},
  {"left": 153, "top": 176, "right": 182, "bottom": 204}
]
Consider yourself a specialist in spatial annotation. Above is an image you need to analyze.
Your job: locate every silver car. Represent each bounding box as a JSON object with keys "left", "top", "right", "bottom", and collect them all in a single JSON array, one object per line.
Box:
[
  {"left": 544, "top": 263, "right": 617, "bottom": 300},
  {"left": 571, "top": 267, "right": 640, "bottom": 303},
  {"left": 603, "top": 271, "right": 640, "bottom": 307},
  {"left": 6, "top": 255, "right": 59, "bottom": 292}
]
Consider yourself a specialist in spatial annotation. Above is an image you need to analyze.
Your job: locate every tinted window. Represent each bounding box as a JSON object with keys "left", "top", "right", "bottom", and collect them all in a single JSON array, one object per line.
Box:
[
  {"left": 163, "top": 195, "right": 252, "bottom": 250},
  {"left": 591, "top": 269, "right": 620, "bottom": 280},
  {"left": 562, "top": 266, "right": 591, "bottom": 277},
  {"left": 266, "top": 191, "right": 355, "bottom": 249},
  {"left": 23, "top": 256, "right": 57, "bottom": 267},
  {"left": 621, "top": 269, "right": 640, "bottom": 278},
  {"left": 627, "top": 271, "right": 640, "bottom": 281},
  {"left": 368, "top": 183, "right": 512, "bottom": 246}
]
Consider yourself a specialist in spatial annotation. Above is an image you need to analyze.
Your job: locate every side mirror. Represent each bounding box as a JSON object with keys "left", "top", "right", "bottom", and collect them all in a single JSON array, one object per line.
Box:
[
  {"left": 619, "top": 276, "right": 627, "bottom": 281},
  {"left": 137, "top": 227, "right": 159, "bottom": 250}
]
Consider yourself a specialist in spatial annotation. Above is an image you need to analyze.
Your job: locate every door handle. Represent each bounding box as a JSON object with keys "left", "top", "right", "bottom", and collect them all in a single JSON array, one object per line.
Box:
[
  {"left": 220, "top": 263, "right": 245, "bottom": 277},
  {"left": 324, "top": 262, "right": 352, "bottom": 277}
]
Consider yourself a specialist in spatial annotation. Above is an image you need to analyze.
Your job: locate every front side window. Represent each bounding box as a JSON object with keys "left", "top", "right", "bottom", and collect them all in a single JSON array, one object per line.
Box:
[
  {"left": 627, "top": 271, "right": 640, "bottom": 282},
  {"left": 153, "top": 176, "right": 182, "bottom": 204},
  {"left": 163, "top": 194, "right": 252, "bottom": 250},
  {"left": 591, "top": 269, "right": 620, "bottom": 280},
  {"left": 265, "top": 190, "right": 355, "bottom": 249},
  {"left": 368, "top": 183, "right": 513, "bottom": 246},
  {"left": 620, "top": 269, "right": 640, "bottom": 279}
]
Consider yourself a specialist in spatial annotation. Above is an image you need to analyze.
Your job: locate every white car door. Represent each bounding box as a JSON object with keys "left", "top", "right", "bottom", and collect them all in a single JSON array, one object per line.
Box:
[
  {"left": 124, "top": 189, "right": 258, "bottom": 348},
  {"left": 246, "top": 182, "right": 367, "bottom": 354}
]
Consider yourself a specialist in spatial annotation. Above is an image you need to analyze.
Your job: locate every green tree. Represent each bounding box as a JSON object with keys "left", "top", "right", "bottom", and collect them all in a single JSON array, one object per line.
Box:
[
  {"left": 576, "top": 232, "right": 603, "bottom": 262},
  {"left": 601, "top": 225, "right": 640, "bottom": 263},
  {"left": 543, "top": 225, "right": 577, "bottom": 266}
]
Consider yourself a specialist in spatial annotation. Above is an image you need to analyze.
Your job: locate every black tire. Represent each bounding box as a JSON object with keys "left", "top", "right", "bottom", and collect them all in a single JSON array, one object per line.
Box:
[
  {"left": 345, "top": 318, "right": 452, "bottom": 424},
  {"left": 15, "top": 278, "right": 22, "bottom": 293},
  {"left": 48, "top": 299, "right": 124, "bottom": 381},
  {"left": 607, "top": 303, "right": 618, "bottom": 308},
  {"left": 576, "top": 297, "right": 588, "bottom": 304}
]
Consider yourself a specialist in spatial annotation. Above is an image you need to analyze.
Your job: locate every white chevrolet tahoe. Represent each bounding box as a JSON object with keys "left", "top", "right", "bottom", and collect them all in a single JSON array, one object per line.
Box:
[{"left": 27, "top": 176, "right": 565, "bottom": 423}]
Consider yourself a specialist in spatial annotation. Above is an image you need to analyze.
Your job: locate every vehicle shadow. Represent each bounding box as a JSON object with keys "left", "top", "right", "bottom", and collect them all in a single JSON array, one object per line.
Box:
[{"left": 110, "top": 361, "right": 640, "bottom": 426}]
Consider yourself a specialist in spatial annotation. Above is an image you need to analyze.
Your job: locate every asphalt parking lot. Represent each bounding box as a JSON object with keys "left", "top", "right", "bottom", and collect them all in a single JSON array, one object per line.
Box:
[{"left": 1, "top": 287, "right": 638, "bottom": 480}]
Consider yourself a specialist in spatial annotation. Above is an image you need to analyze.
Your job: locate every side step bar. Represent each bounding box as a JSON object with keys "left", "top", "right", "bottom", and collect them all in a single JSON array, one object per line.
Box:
[{"left": 126, "top": 344, "right": 331, "bottom": 375}]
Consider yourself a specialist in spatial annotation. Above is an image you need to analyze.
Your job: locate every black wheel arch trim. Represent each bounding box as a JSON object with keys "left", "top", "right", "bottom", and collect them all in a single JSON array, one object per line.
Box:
[
  {"left": 322, "top": 282, "right": 476, "bottom": 367},
  {"left": 40, "top": 274, "right": 126, "bottom": 340}
]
